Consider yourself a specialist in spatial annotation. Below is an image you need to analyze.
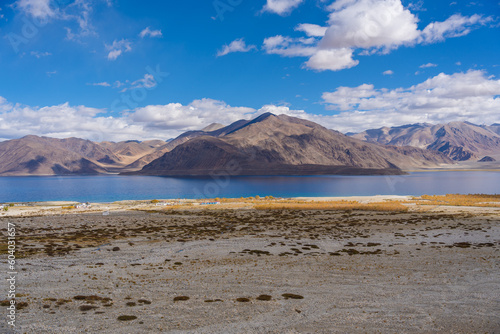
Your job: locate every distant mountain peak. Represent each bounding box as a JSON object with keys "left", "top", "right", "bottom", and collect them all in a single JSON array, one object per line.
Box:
[
  {"left": 201, "top": 123, "right": 225, "bottom": 132},
  {"left": 350, "top": 121, "right": 500, "bottom": 161}
]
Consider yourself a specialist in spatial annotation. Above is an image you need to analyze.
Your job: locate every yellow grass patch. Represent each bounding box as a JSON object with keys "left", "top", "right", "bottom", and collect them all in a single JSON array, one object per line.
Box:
[
  {"left": 417, "top": 194, "right": 500, "bottom": 207},
  {"left": 254, "top": 200, "right": 408, "bottom": 212}
]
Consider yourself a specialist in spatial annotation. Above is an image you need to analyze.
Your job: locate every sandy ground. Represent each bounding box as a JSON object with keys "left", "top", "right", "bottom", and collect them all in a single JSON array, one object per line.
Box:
[{"left": 0, "top": 201, "right": 499, "bottom": 333}]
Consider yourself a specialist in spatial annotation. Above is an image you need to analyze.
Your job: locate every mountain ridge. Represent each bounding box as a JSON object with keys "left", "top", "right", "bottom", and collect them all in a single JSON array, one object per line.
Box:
[
  {"left": 350, "top": 121, "right": 500, "bottom": 161},
  {"left": 132, "top": 113, "right": 451, "bottom": 176},
  {"left": 2, "top": 115, "right": 499, "bottom": 176}
]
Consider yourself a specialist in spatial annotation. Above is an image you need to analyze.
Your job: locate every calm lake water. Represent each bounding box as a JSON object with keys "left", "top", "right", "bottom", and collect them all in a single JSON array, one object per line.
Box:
[{"left": 0, "top": 172, "right": 499, "bottom": 203}]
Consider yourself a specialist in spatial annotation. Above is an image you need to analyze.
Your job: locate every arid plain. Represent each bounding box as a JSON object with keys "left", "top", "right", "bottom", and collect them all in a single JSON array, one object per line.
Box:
[{"left": 1, "top": 196, "right": 499, "bottom": 333}]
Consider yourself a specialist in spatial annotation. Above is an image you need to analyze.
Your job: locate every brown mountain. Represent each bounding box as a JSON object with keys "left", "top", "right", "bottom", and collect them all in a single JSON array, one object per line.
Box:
[
  {"left": 123, "top": 119, "right": 255, "bottom": 169},
  {"left": 350, "top": 121, "right": 500, "bottom": 161},
  {"left": 132, "top": 113, "right": 452, "bottom": 176},
  {"left": 0, "top": 136, "right": 168, "bottom": 176},
  {"left": 100, "top": 139, "right": 166, "bottom": 167},
  {"left": 0, "top": 136, "right": 110, "bottom": 175}
]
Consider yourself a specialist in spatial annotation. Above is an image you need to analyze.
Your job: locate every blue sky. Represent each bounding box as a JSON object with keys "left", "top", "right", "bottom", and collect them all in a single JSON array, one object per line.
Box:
[{"left": 0, "top": 0, "right": 499, "bottom": 141}]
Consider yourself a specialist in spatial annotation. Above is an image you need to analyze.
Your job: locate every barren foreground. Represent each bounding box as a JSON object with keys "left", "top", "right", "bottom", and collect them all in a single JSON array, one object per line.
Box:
[{"left": 1, "top": 203, "right": 499, "bottom": 333}]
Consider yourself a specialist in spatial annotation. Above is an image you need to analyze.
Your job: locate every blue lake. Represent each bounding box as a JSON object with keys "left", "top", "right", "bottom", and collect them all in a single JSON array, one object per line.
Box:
[{"left": 0, "top": 171, "right": 499, "bottom": 203}]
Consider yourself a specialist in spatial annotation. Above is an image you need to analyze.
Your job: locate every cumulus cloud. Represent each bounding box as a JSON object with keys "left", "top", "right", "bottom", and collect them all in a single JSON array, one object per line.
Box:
[
  {"left": 321, "top": 0, "right": 420, "bottom": 51},
  {"left": 217, "top": 38, "right": 256, "bottom": 57},
  {"left": 139, "top": 27, "right": 162, "bottom": 38},
  {"left": 295, "top": 23, "right": 327, "bottom": 37},
  {"left": 105, "top": 39, "right": 132, "bottom": 60},
  {"left": 0, "top": 100, "right": 135, "bottom": 142},
  {"left": 263, "top": 0, "right": 493, "bottom": 71},
  {"left": 0, "top": 97, "right": 300, "bottom": 142},
  {"left": 305, "top": 48, "right": 358, "bottom": 71},
  {"left": 321, "top": 70, "right": 500, "bottom": 132},
  {"left": 262, "top": 0, "right": 304, "bottom": 16},
  {"left": 1, "top": 71, "right": 498, "bottom": 141},
  {"left": 383, "top": 70, "right": 394, "bottom": 75}
]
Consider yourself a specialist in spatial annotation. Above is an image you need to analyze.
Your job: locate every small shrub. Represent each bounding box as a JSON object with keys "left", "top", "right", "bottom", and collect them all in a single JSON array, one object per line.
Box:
[
  {"left": 79, "top": 305, "right": 97, "bottom": 311},
  {"left": 173, "top": 296, "right": 189, "bottom": 302},
  {"left": 282, "top": 293, "right": 304, "bottom": 300},
  {"left": 256, "top": 295, "right": 272, "bottom": 301}
]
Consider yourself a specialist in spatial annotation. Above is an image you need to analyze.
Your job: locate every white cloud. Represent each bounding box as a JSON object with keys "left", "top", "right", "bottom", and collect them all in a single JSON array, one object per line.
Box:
[
  {"left": 322, "top": 0, "right": 420, "bottom": 51},
  {"left": 321, "top": 70, "right": 500, "bottom": 132},
  {"left": 119, "top": 74, "right": 157, "bottom": 92},
  {"left": 262, "top": 0, "right": 304, "bottom": 16},
  {"left": 139, "top": 27, "right": 162, "bottom": 38},
  {"left": 65, "top": 0, "right": 96, "bottom": 40},
  {"left": 420, "top": 14, "right": 491, "bottom": 43},
  {"left": 15, "top": 0, "right": 55, "bottom": 19},
  {"left": 305, "top": 48, "right": 358, "bottom": 71},
  {"left": 263, "top": 35, "right": 317, "bottom": 57},
  {"left": 0, "top": 98, "right": 272, "bottom": 141},
  {"left": 383, "top": 70, "right": 394, "bottom": 75},
  {"left": 1, "top": 71, "right": 498, "bottom": 141},
  {"left": 109, "top": 72, "right": 165, "bottom": 92},
  {"left": 420, "top": 63, "right": 437, "bottom": 68},
  {"left": 217, "top": 38, "right": 256, "bottom": 57},
  {"left": 16, "top": 0, "right": 97, "bottom": 40},
  {"left": 105, "top": 39, "right": 132, "bottom": 60},
  {"left": 295, "top": 23, "right": 327, "bottom": 37},
  {"left": 263, "top": 0, "right": 493, "bottom": 72}
]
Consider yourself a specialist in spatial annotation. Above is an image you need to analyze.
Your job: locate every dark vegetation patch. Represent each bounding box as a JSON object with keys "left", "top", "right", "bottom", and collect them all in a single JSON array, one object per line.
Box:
[
  {"left": 79, "top": 305, "right": 98, "bottom": 311},
  {"left": 282, "top": 293, "right": 304, "bottom": 300},
  {"left": 256, "top": 294, "right": 272, "bottom": 301},
  {"left": 173, "top": 296, "right": 189, "bottom": 302},
  {"left": 7, "top": 209, "right": 492, "bottom": 261}
]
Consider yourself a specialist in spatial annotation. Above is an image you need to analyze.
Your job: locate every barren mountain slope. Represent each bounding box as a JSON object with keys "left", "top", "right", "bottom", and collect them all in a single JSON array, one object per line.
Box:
[
  {"left": 351, "top": 121, "right": 500, "bottom": 161},
  {"left": 136, "top": 113, "right": 451, "bottom": 176}
]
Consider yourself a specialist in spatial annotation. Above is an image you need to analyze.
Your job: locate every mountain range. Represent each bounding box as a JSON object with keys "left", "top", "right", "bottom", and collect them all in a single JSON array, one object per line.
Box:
[
  {"left": 1, "top": 113, "right": 498, "bottom": 176},
  {"left": 350, "top": 121, "right": 500, "bottom": 161}
]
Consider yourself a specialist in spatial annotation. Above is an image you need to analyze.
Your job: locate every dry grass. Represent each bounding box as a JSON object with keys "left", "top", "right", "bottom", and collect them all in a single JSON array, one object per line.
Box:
[
  {"left": 416, "top": 194, "right": 500, "bottom": 207},
  {"left": 254, "top": 200, "right": 408, "bottom": 212}
]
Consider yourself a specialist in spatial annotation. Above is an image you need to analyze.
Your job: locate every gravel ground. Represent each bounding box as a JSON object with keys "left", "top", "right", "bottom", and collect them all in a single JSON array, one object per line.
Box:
[{"left": 1, "top": 208, "right": 499, "bottom": 333}]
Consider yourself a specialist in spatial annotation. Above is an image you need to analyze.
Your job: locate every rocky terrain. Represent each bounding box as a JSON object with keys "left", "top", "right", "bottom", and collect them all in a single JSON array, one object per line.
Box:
[
  {"left": 0, "top": 199, "right": 499, "bottom": 333},
  {"left": 133, "top": 113, "right": 451, "bottom": 176},
  {"left": 350, "top": 121, "right": 500, "bottom": 162}
]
